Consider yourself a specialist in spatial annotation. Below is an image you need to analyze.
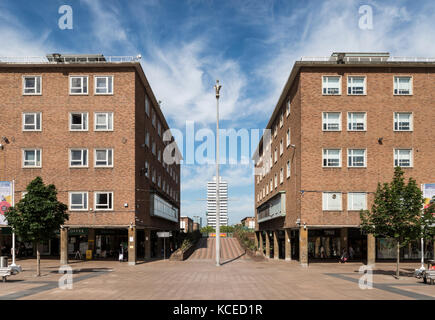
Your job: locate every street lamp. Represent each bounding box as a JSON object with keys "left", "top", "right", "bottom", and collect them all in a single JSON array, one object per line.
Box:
[{"left": 214, "top": 80, "right": 222, "bottom": 267}]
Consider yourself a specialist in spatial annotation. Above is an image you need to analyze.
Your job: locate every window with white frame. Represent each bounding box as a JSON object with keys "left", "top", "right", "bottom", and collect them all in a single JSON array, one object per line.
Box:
[
  {"left": 69, "top": 192, "right": 88, "bottom": 211},
  {"left": 152, "top": 141, "right": 156, "bottom": 155},
  {"left": 152, "top": 110, "right": 156, "bottom": 127},
  {"left": 322, "top": 112, "right": 341, "bottom": 131},
  {"left": 394, "top": 149, "right": 412, "bottom": 167},
  {"left": 323, "top": 149, "right": 341, "bottom": 167},
  {"left": 95, "top": 76, "right": 113, "bottom": 94},
  {"left": 286, "top": 160, "right": 291, "bottom": 178},
  {"left": 274, "top": 148, "right": 278, "bottom": 163},
  {"left": 70, "top": 149, "right": 88, "bottom": 167},
  {"left": 348, "top": 149, "right": 366, "bottom": 167},
  {"left": 145, "top": 95, "right": 150, "bottom": 116},
  {"left": 347, "top": 112, "right": 366, "bottom": 131},
  {"left": 152, "top": 169, "right": 156, "bottom": 183},
  {"left": 266, "top": 185, "right": 269, "bottom": 195},
  {"left": 322, "top": 76, "right": 341, "bottom": 95},
  {"left": 394, "top": 76, "right": 412, "bottom": 95},
  {"left": 23, "top": 149, "right": 41, "bottom": 167},
  {"left": 274, "top": 174, "right": 278, "bottom": 189},
  {"left": 270, "top": 179, "right": 272, "bottom": 191},
  {"left": 269, "top": 155, "right": 273, "bottom": 169},
  {"left": 286, "top": 99, "right": 291, "bottom": 117},
  {"left": 23, "top": 112, "right": 41, "bottom": 131},
  {"left": 394, "top": 112, "right": 412, "bottom": 131},
  {"left": 70, "top": 76, "right": 88, "bottom": 95},
  {"left": 158, "top": 175, "right": 161, "bottom": 188},
  {"left": 94, "top": 192, "right": 113, "bottom": 210},
  {"left": 262, "top": 187, "right": 265, "bottom": 198},
  {"left": 70, "top": 113, "right": 88, "bottom": 131},
  {"left": 322, "top": 192, "right": 342, "bottom": 211},
  {"left": 280, "top": 112, "right": 283, "bottom": 128},
  {"left": 158, "top": 150, "right": 161, "bottom": 162},
  {"left": 94, "top": 149, "right": 113, "bottom": 167},
  {"left": 158, "top": 121, "right": 161, "bottom": 136},
  {"left": 347, "top": 192, "right": 367, "bottom": 211},
  {"left": 94, "top": 112, "right": 113, "bottom": 131},
  {"left": 280, "top": 168, "right": 283, "bottom": 184},
  {"left": 23, "top": 76, "right": 41, "bottom": 95},
  {"left": 274, "top": 124, "right": 277, "bottom": 137},
  {"left": 347, "top": 76, "right": 366, "bottom": 95},
  {"left": 286, "top": 129, "right": 291, "bottom": 147},
  {"left": 280, "top": 139, "right": 283, "bottom": 156}
]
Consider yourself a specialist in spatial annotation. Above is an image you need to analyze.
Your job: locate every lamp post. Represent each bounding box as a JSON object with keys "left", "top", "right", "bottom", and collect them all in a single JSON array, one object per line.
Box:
[{"left": 214, "top": 80, "right": 222, "bottom": 267}]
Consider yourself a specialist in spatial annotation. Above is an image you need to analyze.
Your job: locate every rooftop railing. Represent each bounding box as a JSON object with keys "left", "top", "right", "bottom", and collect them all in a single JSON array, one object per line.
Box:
[
  {"left": 300, "top": 56, "right": 435, "bottom": 62},
  {"left": 0, "top": 56, "right": 141, "bottom": 64}
]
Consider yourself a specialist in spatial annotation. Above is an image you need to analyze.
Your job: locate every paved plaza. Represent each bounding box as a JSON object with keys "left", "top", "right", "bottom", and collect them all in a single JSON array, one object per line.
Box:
[{"left": 0, "top": 256, "right": 434, "bottom": 300}]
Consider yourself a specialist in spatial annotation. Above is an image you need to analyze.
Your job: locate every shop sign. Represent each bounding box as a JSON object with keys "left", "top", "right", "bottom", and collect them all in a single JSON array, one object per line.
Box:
[{"left": 157, "top": 231, "right": 172, "bottom": 238}]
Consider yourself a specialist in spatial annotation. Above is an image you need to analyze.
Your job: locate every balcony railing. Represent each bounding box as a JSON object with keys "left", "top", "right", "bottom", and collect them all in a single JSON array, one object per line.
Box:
[{"left": 300, "top": 56, "right": 435, "bottom": 62}]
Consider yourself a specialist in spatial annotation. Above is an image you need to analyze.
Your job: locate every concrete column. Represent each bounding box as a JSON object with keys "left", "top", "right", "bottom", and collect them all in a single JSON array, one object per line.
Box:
[
  {"left": 128, "top": 226, "right": 136, "bottom": 266},
  {"left": 367, "top": 234, "right": 376, "bottom": 266},
  {"left": 144, "top": 229, "right": 151, "bottom": 259},
  {"left": 299, "top": 226, "right": 308, "bottom": 267},
  {"left": 259, "top": 232, "right": 264, "bottom": 254},
  {"left": 157, "top": 237, "right": 163, "bottom": 258},
  {"left": 273, "top": 231, "right": 279, "bottom": 260},
  {"left": 254, "top": 232, "right": 259, "bottom": 249},
  {"left": 60, "top": 227, "right": 68, "bottom": 266},
  {"left": 265, "top": 232, "right": 270, "bottom": 259},
  {"left": 340, "top": 228, "right": 348, "bottom": 255},
  {"left": 285, "top": 229, "right": 291, "bottom": 261}
]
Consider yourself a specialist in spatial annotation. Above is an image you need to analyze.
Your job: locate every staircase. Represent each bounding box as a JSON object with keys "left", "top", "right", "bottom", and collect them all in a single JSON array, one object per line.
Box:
[{"left": 187, "top": 237, "right": 246, "bottom": 261}]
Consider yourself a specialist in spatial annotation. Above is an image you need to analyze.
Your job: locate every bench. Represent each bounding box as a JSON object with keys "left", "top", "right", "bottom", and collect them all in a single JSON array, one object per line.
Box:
[{"left": 0, "top": 267, "right": 12, "bottom": 282}]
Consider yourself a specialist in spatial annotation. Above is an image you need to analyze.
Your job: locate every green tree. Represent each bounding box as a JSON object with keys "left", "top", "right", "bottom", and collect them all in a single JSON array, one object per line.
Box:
[
  {"left": 421, "top": 196, "right": 435, "bottom": 242},
  {"left": 221, "top": 225, "right": 234, "bottom": 233},
  {"left": 360, "top": 167, "right": 430, "bottom": 278},
  {"left": 5, "top": 177, "right": 68, "bottom": 276},
  {"left": 200, "top": 226, "right": 215, "bottom": 234}
]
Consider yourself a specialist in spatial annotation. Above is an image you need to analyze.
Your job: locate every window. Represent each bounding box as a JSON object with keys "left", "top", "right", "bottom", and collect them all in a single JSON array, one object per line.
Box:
[
  {"left": 347, "top": 192, "right": 367, "bottom": 211},
  {"left": 280, "top": 140, "right": 283, "bottom": 156},
  {"left": 266, "top": 185, "right": 269, "bottom": 195},
  {"left": 394, "top": 112, "right": 412, "bottom": 131},
  {"left": 94, "top": 112, "right": 113, "bottom": 131},
  {"left": 348, "top": 149, "right": 366, "bottom": 167},
  {"left": 70, "top": 113, "right": 88, "bottom": 131},
  {"left": 274, "top": 174, "right": 278, "bottom": 189},
  {"left": 152, "top": 141, "right": 156, "bottom": 155},
  {"left": 322, "top": 192, "right": 342, "bottom": 211},
  {"left": 286, "top": 99, "right": 291, "bottom": 117},
  {"left": 152, "top": 110, "right": 156, "bottom": 127},
  {"left": 23, "top": 149, "right": 41, "bottom": 167},
  {"left": 145, "top": 161, "right": 149, "bottom": 178},
  {"left": 158, "top": 122, "right": 162, "bottom": 137},
  {"left": 394, "top": 76, "right": 412, "bottom": 95},
  {"left": 269, "top": 155, "right": 273, "bottom": 169},
  {"left": 286, "top": 129, "right": 291, "bottom": 147},
  {"left": 69, "top": 192, "right": 88, "bottom": 211},
  {"left": 279, "top": 112, "right": 283, "bottom": 128},
  {"left": 94, "top": 149, "right": 113, "bottom": 167},
  {"left": 274, "top": 148, "right": 277, "bottom": 163},
  {"left": 286, "top": 160, "right": 291, "bottom": 178},
  {"left": 322, "top": 112, "right": 341, "bottom": 131},
  {"left": 322, "top": 76, "right": 341, "bottom": 95},
  {"left": 347, "top": 112, "right": 366, "bottom": 131},
  {"left": 270, "top": 180, "right": 273, "bottom": 191},
  {"left": 69, "top": 76, "right": 88, "bottom": 95},
  {"left": 152, "top": 169, "right": 156, "bottom": 183},
  {"left": 280, "top": 168, "right": 284, "bottom": 184},
  {"left": 158, "top": 175, "right": 161, "bottom": 188},
  {"left": 323, "top": 149, "right": 341, "bottom": 167},
  {"left": 70, "top": 149, "right": 88, "bottom": 167},
  {"left": 23, "top": 112, "right": 41, "bottom": 131},
  {"left": 347, "top": 76, "right": 366, "bottom": 95},
  {"left": 145, "top": 95, "right": 150, "bottom": 116},
  {"left": 145, "top": 131, "right": 150, "bottom": 147},
  {"left": 394, "top": 149, "right": 412, "bottom": 167},
  {"left": 23, "top": 76, "right": 41, "bottom": 95},
  {"left": 94, "top": 192, "right": 113, "bottom": 210},
  {"left": 158, "top": 150, "right": 161, "bottom": 162},
  {"left": 95, "top": 76, "right": 113, "bottom": 94},
  {"left": 274, "top": 124, "right": 277, "bottom": 137}
]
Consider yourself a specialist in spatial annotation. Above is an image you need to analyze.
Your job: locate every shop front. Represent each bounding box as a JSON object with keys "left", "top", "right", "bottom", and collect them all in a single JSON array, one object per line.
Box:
[
  {"left": 376, "top": 238, "right": 434, "bottom": 261},
  {"left": 308, "top": 229, "right": 342, "bottom": 260}
]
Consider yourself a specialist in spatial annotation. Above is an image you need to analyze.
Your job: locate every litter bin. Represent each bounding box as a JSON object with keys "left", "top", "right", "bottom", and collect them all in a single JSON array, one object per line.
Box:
[{"left": 0, "top": 256, "right": 8, "bottom": 268}]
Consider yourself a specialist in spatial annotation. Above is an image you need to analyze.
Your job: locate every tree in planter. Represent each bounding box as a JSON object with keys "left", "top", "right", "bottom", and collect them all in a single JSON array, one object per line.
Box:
[
  {"left": 5, "top": 177, "right": 68, "bottom": 277},
  {"left": 360, "top": 167, "right": 432, "bottom": 278}
]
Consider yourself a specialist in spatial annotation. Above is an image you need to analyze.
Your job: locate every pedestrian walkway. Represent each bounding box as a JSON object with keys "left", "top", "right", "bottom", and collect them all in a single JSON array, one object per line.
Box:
[{"left": 188, "top": 237, "right": 246, "bottom": 261}]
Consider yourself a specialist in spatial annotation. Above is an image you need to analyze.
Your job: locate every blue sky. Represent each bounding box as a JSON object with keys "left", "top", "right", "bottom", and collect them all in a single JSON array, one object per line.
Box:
[{"left": 0, "top": 0, "right": 434, "bottom": 224}]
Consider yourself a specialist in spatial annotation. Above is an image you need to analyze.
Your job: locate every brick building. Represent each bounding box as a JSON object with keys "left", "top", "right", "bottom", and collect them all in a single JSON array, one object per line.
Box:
[
  {"left": 0, "top": 54, "right": 181, "bottom": 265},
  {"left": 180, "top": 216, "right": 193, "bottom": 233},
  {"left": 241, "top": 217, "right": 255, "bottom": 230},
  {"left": 253, "top": 52, "right": 435, "bottom": 265}
]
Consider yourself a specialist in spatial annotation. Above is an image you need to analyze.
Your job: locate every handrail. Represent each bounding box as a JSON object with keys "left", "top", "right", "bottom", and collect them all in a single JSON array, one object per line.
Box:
[{"left": 0, "top": 56, "right": 141, "bottom": 64}]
